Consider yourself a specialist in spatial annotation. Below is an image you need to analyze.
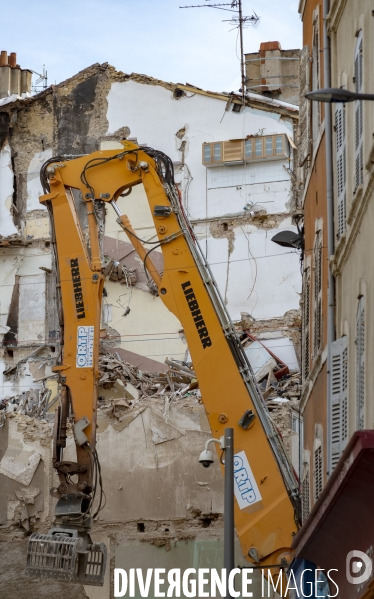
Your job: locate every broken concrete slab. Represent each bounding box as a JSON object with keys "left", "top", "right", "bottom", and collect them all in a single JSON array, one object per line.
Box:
[{"left": 0, "top": 446, "right": 41, "bottom": 486}]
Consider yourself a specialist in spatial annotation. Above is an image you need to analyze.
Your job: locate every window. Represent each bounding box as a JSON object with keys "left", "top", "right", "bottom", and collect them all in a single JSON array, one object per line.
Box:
[
  {"left": 354, "top": 31, "right": 363, "bottom": 191},
  {"left": 313, "top": 230, "right": 323, "bottom": 356},
  {"left": 331, "top": 336, "right": 348, "bottom": 470},
  {"left": 302, "top": 265, "right": 311, "bottom": 381},
  {"left": 302, "top": 462, "right": 310, "bottom": 522},
  {"left": 356, "top": 296, "right": 365, "bottom": 429},
  {"left": 314, "top": 430, "right": 323, "bottom": 502},
  {"left": 299, "top": 45, "right": 311, "bottom": 166},
  {"left": 245, "top": 139, "right": 252, "bottom": 158},
  {"left": 335, "top": 103, "right": 347, "bottom": 238},
  {"left": 312, "top": 9, "right": 321, "bottom": 146},
  {"left": 292, "top": 413, "right": 301, "bottom": 435}
]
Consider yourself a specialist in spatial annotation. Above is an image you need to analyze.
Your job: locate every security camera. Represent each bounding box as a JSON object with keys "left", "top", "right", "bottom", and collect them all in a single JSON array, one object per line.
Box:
[{"left": 199, "top": 449, "right": 214, "bottom": 468}]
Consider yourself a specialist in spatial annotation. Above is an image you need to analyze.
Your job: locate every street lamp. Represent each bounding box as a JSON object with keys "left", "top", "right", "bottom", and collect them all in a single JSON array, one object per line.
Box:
[
  {"left": 199, "top": 429, "right": 235, "bottom": 599},
  {"left": 306, "top": 87, "right": 374, "bottom": 103}
]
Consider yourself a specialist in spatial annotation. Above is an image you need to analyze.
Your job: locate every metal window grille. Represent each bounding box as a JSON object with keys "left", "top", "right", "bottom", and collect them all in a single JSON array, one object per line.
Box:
[
  {"left": 302, "top": 465, "right": 310, "bottom": 522},
  {"left": 302, "top": 267, "right": 311, "bottom": 381},
  {"left": 356, "top": 296, "right": 365, "bottom": 429},
  {"left": 313, "top": 231, "right": 323, "bottom": 356},
  {"left": 314, "top": 444, "right": 323, "bottom": 500}
]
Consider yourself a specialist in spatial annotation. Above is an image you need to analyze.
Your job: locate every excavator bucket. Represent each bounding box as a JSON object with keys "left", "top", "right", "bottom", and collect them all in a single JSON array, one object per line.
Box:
[{"left": 25, "top": 531, "right": 107, "bottom": 586}]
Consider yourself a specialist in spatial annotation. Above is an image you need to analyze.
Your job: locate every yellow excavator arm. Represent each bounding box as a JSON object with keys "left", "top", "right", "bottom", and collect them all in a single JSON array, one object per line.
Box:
[{"left": 25, "top": 142, "right": 300, "bottom": 588}]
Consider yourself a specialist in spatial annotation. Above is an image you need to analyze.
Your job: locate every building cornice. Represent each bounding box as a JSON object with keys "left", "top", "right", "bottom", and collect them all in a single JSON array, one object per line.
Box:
[
  {"left": 331, "top": 170, "right": 374, "bottom": 275},
  {"left": 298, "top": 0, "right": 306, "bottom": 19},
  {"left": 327, "top": 0, "right": 348, "bottom": 33}
]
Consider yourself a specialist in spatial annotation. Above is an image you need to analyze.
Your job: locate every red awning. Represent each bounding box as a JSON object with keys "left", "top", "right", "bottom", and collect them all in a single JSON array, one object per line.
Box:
[{"left": 293, "top": 431, "right": 374, "bottom": 599}]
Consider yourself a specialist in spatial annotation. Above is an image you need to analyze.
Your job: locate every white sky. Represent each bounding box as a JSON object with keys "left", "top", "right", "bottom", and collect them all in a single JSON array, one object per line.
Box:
[{"left": 2, "top": 0, "right": 302, "bottom": 92}]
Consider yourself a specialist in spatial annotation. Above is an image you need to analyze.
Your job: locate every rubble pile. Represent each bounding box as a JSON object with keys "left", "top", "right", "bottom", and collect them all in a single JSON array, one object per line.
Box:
[
  {"left": 261, "top": 372, "right": 302, "bottom": 411},
  {"left": 98, "top": 351, "right": 198, "bottom": 400},
  {"left": 98, "top": 351, "right": 201, "bottom": 423},
  {"left": 0, "top": 387, "right": 56, "bottom": 419},
  {"left": 103, "top": 258, "right": 137, "bottom": 285}
]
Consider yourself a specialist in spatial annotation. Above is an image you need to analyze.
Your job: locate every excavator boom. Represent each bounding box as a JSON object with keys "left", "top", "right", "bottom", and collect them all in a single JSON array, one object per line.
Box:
[{"left": 25, "top": 142, "right": 300, "bottom": 589}]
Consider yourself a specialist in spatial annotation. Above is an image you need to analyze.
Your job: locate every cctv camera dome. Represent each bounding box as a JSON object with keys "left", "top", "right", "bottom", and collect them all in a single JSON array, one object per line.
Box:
[{"left": 199, "top": 449, "right": 214, "bottom": 468}]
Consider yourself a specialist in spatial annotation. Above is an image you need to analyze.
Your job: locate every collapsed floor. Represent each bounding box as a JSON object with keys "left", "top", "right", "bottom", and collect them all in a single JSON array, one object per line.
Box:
[{"left": 0, "top": 346, "right": 299, "bottom": 597}]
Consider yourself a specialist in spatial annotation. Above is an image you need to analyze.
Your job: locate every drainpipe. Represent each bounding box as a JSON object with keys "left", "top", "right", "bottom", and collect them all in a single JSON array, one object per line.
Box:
[{"left": 323, "top": 0, "right": 335, "bottom": 477}]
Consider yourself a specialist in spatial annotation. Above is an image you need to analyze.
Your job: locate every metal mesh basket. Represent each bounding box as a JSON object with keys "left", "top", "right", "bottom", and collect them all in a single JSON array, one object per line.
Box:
[{"left": 25, "top": 532, "right": 106, "bottom": 586}]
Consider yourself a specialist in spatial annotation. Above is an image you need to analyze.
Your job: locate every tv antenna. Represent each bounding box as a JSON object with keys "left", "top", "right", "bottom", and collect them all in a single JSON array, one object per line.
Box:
[
  {"left": 31, "top": 65, "right": 48, "bottom": 94},
  {"left": 180, "top": 1, "right": 260, "bottom": 104}
]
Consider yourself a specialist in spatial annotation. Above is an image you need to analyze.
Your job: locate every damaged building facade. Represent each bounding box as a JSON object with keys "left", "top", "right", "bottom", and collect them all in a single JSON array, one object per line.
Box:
[{"left": 0, "top": 55, "right": 301, "bottom": 596}]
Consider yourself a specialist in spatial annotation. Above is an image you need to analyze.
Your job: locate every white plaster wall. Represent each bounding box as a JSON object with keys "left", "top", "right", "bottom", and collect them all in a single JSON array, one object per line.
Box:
[
  {"left": 0, "top": 248, "right": 51, "bottom": 333},
  {"left": 26, "top": 149, "right": 51, "bottom": 211},
  {"left": 105, "top": 283, "right": 186, "bottom": 362},
  {"left": 18, "top": 273, "right": 46, "bottom": 343},
  {"left": 105, "top": 82, "right": 299, "bottom": 328},
  {"left": 0, "top": 144, "right": 18, "bottom": 236},
  {"left": 106, "top": 81, "right": 295, "bottom": 222},
  {"left": 196, "top": 218, "right": 301, "bottom": 321},
  {"left": 0, "top": 359, "right": 46, "bottom": 400}
]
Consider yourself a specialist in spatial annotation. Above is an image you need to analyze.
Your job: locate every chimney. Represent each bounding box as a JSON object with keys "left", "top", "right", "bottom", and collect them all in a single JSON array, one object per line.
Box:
[
  {"left": 0, "top": 51, "right": 8, "bottom": 66},
  {"left": 0, "top": 50, "right": 32, "bottom": 100},
  {"left": 8, "top": 52, "right": 17, "bottom": 68}
]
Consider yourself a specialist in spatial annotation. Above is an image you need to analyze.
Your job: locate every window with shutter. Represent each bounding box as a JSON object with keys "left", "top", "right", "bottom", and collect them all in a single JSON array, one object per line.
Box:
[
  {"left": 302, "top": 266, "right": 311, "bottom": 382},
  {"left": 356, "top": 296, "right": 365, "bottom": 429},
  {"left": 312, "top": 13, "right": 321, "bottom": 146},
  {"left": 313, "top": 230, "right": 323, "bottom": 356},
  {"left": 330, "top": 336, "right": 348, "bottom": 470},
  {"left": 354, "top": 31, "right": 363, "bottom": 191},
  {"left": 335, "top": 104, "right": 347, "bottom": 238},
  {"left": 299, "top": 45, "right": 310, "bottom": 166},
  {"left": 314, "top": 443, "right": 323, "bottom": 501},
  {"left": 302, "top": 464, "right": 310, "bottom": 522}
]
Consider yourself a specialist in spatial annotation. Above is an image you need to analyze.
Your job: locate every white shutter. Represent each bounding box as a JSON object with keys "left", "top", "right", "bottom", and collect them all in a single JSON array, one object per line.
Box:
[
  {"left": 335, "top": 104, "right": 347, "bottom": 238},
  {"left": 331, "top": 336, "right": 348, "bottom": 470},
  {"left": 354, "top": 31, "right": 363, "bottom": 191},
  {"left": 356, "top": 296, "right": 365, "bottom": 429},
  {"left": 299, "top": 45, "right": 310, "bottom": 166}
]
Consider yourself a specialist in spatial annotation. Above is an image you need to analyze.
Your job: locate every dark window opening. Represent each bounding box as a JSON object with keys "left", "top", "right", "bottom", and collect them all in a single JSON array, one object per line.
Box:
[
  {"left": 6, "top": 349, "right": 14, "bottom": 358},
  {"left": 222, "top": 223, "right": 228, "bottom": 231},
  {"left": 137, "top": 522, "right": 145, "bottom": 532},
  {"left": 164, "top": 528, "right": 169, "bottom": 532}
]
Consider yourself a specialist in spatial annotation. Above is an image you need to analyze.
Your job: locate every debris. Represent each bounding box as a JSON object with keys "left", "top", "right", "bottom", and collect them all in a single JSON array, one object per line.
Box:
[
  {"left": 98, "top": 351, "right": 199, "bottom": 406},
  {"left": 0, "top": 448, "right": 41, "bottom": 486},
  {"left": 103, "top": 258, "right": 137, "bottom": 285}
]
